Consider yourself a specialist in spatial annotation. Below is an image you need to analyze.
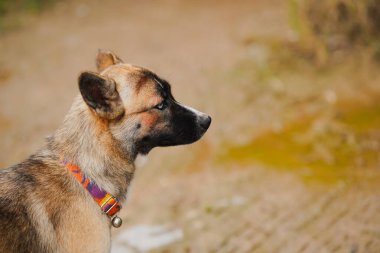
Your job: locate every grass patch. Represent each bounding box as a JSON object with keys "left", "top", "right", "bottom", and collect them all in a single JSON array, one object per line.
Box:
[
  {"left": 0, "top": 0, "right": 58, "bottom": 33},
  {"left": 287, "top": 0, "right": 380, "bottom": 64},
  {"left": 0, "top": 0, "right": 55, "bottom": 15}
]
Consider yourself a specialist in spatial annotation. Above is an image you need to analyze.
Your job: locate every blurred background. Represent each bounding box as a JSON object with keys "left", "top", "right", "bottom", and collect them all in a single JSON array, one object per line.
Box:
[{"left": 0, "top": 0, "right": 380, "bottom": 252}]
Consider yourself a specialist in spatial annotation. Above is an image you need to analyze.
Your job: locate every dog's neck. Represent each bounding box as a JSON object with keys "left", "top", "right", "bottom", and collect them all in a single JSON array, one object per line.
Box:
[{"left": 50, "top": 97, "right": 135, "bottom": 201}]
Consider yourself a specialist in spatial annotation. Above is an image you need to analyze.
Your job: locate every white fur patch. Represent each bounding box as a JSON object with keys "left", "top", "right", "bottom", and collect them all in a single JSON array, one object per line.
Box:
[{"left": 135, "top": 154, "right": 149, "bottom": 168}]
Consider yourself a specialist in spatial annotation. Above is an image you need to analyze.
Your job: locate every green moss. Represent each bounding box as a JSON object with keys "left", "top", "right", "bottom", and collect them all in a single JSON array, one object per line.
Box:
[
  {"left": 340, "top": 102, "right": 380, "bottom": 132},
  {"left": 219, "top": 102, "right": 380, "bottom": 184}
]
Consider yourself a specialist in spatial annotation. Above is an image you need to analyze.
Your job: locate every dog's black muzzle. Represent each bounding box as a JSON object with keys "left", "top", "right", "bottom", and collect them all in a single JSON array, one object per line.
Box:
[{"left": 136, "top": 101, "right": 212, "bottom": 154}]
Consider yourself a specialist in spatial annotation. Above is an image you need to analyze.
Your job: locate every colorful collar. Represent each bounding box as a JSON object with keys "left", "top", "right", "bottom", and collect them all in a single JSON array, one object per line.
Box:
[{"left": 63, "top": 161, "right": 123, "bottom": 228}]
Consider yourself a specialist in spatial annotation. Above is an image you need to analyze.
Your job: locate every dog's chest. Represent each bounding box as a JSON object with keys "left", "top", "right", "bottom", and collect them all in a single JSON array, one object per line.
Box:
[{"left": 57, "top": 197, "right": 112, "bottom": 253}]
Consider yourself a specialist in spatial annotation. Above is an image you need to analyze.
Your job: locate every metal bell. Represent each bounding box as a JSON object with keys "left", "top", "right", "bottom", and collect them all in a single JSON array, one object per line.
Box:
[{"left": 111, "top": 216, "right": 123, "bottom": 228}]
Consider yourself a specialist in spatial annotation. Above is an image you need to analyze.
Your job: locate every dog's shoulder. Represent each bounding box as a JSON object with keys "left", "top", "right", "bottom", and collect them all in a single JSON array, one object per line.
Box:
[{"left": 0, "top": 150, "right": 69, "bottom": 253}]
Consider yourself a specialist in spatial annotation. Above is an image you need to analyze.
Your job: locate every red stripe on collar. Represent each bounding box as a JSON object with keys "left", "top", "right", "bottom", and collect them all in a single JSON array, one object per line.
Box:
[{"left": 64, "top": 161, "right": 122, "bottom": 217}]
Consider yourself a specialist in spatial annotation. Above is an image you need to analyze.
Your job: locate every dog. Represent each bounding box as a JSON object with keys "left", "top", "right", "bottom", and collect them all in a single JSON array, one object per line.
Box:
[{"left": 0, "top": 50, "right": 211, "bottom": 253}]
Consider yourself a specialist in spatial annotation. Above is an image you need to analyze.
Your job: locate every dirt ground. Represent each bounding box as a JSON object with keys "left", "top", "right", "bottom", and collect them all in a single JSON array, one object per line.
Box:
[{"left": 0, "top": 0, "right": 379, "bottom": 252}]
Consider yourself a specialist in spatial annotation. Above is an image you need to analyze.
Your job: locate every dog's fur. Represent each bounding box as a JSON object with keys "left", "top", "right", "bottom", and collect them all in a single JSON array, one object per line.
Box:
[{"left": 0, "top": 50, "right": 211, "bottom": 253}]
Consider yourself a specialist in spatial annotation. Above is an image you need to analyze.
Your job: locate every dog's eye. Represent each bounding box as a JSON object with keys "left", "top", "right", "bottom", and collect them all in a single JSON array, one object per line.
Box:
[{"left": 154, "top": 101, "right": 167, "bottom": 110}]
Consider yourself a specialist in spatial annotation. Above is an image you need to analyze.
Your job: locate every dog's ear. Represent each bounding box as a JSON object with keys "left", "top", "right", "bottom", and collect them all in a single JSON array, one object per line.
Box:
[
  {"left": 79, "top": 71, "right": 124, "bottom": 120},
  {"left": 96, "top": 49, "right": 124, "bottom": 73}
]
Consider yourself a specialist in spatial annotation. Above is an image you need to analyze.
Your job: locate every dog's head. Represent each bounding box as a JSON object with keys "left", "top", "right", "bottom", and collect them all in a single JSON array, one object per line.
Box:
[{"left": 78, "top": 50, "right": 211, "bottom": 157}]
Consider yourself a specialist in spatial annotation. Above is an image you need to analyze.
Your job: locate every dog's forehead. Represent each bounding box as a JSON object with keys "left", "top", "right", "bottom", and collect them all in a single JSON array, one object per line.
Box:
[
  {"left": 104, "top": 64, "right": 170, "bottom": 95},
  {"left": 103, "top": 64, "right": 144, "bottom": 85},
  {"left": 102, "top": 64, "right": 171, "bottom": 112}
]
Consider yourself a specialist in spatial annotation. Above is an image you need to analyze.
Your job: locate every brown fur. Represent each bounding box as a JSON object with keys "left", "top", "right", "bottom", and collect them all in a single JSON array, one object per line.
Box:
[{"left": 0, "top": 50, "right": 211, "bottom": 253}]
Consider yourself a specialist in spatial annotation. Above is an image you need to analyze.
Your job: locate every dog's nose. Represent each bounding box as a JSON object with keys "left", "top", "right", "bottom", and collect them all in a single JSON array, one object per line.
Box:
[{"left": 200, "top": 115, "right": 212, "bottom": 130}]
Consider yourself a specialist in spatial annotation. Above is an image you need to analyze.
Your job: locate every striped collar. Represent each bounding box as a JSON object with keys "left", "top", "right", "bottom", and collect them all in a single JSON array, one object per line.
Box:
[{"left": 63, "top": 160, "right": 123, "bottom": 228}]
